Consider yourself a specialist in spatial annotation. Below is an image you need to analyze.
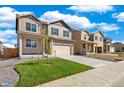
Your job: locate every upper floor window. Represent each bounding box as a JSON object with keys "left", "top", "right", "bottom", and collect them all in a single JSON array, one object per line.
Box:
[
  {"left": 26, "top": 22, "right": 36, "bottom": 32},
  {"left": 84, "top": 35, "right": 86, "bottom": 39},
  {"left": 63, "top": 30, "right": 69, "bottom": 37},
  {"left": 32, "top": 24, "right": 36, "bottom": 32},
  {"left": 51, "top": 28, "right": 59, "bottom": 35},
  {"left": 95, "top": 36, "right": 98, "bottom": 40},
  {"left": 100, "top": 37, "right": 102, "bottom": 41},
  {"left": 26, "top": 22, "right": 31, "bottom": 31},
  {"left": 26, "top": 39, "right": 37, "bottom": 48}
]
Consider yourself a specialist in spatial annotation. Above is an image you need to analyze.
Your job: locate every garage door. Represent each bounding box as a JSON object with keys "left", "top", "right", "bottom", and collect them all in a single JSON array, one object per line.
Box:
[{"left": 53, "top": 44, "right": 71, "bottom": 56}]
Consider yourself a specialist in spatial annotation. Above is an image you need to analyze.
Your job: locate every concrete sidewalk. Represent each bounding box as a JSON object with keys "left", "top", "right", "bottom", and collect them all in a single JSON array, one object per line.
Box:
[
  {"left": 38, "top": 61, "right": 124, "bottom": 87},
  {"left": 59, "top": 55, "right": 113, "bottom": 68}
]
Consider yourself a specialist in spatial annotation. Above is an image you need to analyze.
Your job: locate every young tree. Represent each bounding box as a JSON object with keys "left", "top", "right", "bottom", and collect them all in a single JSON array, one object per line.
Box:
[{"left": 40, "top": 28, "right": 51, "bottom": 63}]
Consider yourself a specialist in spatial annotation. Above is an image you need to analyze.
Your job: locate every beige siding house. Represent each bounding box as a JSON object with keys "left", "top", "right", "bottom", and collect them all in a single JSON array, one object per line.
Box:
[
  {"left": 72, "top": 30, "right": 109, "bottom": 55},
  {"left": 47, "top": 20, "right": 74, "bottom": 56},
  {"left": 16, "top": 14, "right": 74, "bottom": 58},
  {"left": 16, "top": 14, "right": 47, "bottom": 58}
]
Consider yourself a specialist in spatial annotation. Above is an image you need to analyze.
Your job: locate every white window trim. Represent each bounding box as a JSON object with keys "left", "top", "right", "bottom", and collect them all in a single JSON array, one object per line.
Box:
[
  {"left": 26, "top": 22, "right": 37, "bottom": 33},
  {"left": 25, "top": 38, "right": 37, "bottom": 48}
]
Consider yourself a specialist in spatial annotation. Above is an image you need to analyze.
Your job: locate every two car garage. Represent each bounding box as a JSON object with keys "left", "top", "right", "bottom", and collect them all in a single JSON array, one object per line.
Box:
[{"left": 52, "top": 42, "right": 73, "bottom": 56}]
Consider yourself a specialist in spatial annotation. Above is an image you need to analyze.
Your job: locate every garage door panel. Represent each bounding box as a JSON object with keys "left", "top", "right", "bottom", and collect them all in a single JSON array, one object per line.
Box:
[{"left": 53, "top": 44, "right": 71, "bottom": 56}]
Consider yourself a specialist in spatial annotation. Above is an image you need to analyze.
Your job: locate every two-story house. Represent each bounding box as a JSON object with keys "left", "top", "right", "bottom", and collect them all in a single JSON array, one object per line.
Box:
[
  {"left": 72, "top": 30, "right": 104, "bottom": 55},
  {"left": 16, "top": 14, "right": 74, "bottom": 58},
  {"left": 47, "top": 20, "right": 74, "bottom": 56},
  {"left": 16, "top": 14, "right": 48, "bottom": 58}
]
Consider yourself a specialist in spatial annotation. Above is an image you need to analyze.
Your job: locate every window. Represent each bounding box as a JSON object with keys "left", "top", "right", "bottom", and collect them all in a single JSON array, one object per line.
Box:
[
  {"left": 51, "top": 28, "right": 59, "bottom": 35},
  {"left": 100, "top": 37, "right": 102, "bottom": 41},
  {"left": 84, "top": 35, "right": 86, "bottom": 39},
  {"left": 32, "top": 24, "right": 36, "bottom": 32},
  {"left": 63, "top": 30, "right": 69, "bottom": 37},
  {"left": 95, "top": 36, "right": 98, "bottom": 40},
  {"left": 26, "top": 39, "right": 37, "bottom": 48},
  {"left": 26, "top": 22, "right": 31, "bottom": 31},
  {"left": 26, "top": 22, "right": 36, "bottom": 32}
]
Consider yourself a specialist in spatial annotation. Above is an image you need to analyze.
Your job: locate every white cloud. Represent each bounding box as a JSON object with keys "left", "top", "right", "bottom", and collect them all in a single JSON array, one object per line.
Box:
[
  {"left": 0, "top": 29, "right": 16, "bottom": 38},
  {"left": 3, "top": 43, "right": 15, "bottom": 48},
  {"left": 97, "top": 23, "right": 120, "bottom": 32},
  {"left": 41, "top": 10, "right": 120, "bottom": 32},
  {"left": 112, "top": 12, "right": 124, "bottom": 22},
  {"left": 41, "top": 10, "right": 97, "bottom": 29},
  {"left": 67, "top": 5, "right": 114, "bottom": 14},
  {"left": 112, "top": 40, "right": 124, "bottom": 44},
  {"left": 0, "top": 7, "right": 32, "bottom": 28},
  {"left": 0, "top": 23, "right": 15, "bottom": 28},
  {"left": 0, "top": 7, "right": 32, "bottom": 21},
  {"left": 0, "top": 29, "right": 17, "bottom": 47},
  {"left": 0, "top": 7, "right": 32, "bottom": 47}
]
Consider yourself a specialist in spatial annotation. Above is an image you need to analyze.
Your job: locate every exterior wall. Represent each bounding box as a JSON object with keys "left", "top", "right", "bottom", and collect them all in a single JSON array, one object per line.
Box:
[
  {"left": 0, "top": 43, "right": 3, "bottom": 56},
  {"left": 81, "top": 31, "right": 89, "bottom": 41},
  {"left": 110, "top": 46, "right": 115, "bottom": 53},
  {"left": 93, "top": 32, "right": 104, "bottom": 47},
  {"left": 72, "top": 30, "right": 81, "bottom": 54},
  {"left": 50, "top": 39, "right": 73, "bottom": 56},
  {"left": 93, "top": 32, "right": 104, "bottom": 53},
  {"left": 48, "top": 23, "right": 72, "bottom": 40},
  {"left": 18, "top": 17, "right": 41, "bottom": 34},
  {"left": 21, "top": 35, "right": 43, "bottom": 55}
]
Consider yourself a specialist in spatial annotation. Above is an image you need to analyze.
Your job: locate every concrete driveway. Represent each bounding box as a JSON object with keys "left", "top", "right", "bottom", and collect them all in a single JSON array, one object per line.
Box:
[
  {"left": 38, "top": 61, "right": 124, "bottom": 87},
  {"left": 59, "top": 55, "right": 113, "bottom": 68},
  {"left": 0, "top": 58, "right": 31, "bottom": 87}
]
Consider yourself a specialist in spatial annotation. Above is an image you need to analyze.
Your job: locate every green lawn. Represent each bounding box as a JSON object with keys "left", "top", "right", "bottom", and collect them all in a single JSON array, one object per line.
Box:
[{"left": 15, "top": 58, "right": 93, "bottom": 87}]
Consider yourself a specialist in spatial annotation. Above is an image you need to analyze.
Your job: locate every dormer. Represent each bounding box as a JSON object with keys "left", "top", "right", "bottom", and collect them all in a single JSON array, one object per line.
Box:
[{"left": 81, "top": 30, "right": 90, "bottom": 41}]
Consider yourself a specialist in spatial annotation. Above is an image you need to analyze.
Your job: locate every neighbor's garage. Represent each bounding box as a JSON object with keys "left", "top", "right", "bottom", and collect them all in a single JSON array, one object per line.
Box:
[{"left": 52, "top": 44, "right": 73, "bottom": 56}]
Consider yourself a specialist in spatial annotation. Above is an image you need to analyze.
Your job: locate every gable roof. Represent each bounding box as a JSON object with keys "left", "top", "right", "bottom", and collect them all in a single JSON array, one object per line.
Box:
[
  {"left": 49, "top": 20, "right": 72, "bottom": 31},
  {"left": 16, "top": 14, "right": 48, "bottom": 24},
  {"left": 81, "top": 29, "right": 90, "bottom": 35},
  {"left": 92, "top": 31, "right": 104, "bottom": 38}
]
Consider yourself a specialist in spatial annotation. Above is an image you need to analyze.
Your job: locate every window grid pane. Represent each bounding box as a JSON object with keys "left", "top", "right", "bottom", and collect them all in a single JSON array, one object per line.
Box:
[
  {"left": 31, "top": 40, "right": 36, "bottom": 47},
  {"left": 26, "top": 22, "right": 31, "bottom": 31},
  {"left": 32, "top": 24, "right": 36, "bottom": 32},
  {"left": 63, "top": 30, "right": 69, "bottom": 37},
  {"left": 51, "top": 28, "right": 59, "bottom": 35},
  {"left": 26, "top": 39, "right": 31, "bottom": 47}
]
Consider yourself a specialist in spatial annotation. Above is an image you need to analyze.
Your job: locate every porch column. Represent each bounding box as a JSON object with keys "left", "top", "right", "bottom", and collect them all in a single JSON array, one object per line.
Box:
[
  {"left": 106, "top": 44, "right": 108, "bottom": 53},
  {"left": 93, "top": 44, "right": 96, "bottom": 53},
  {"left": 85, "top": 43, "right": 88, "bottom": 54},
  {"left": 102, "top": 45, "right": 104, "bottom": 53},
  {"left": 19, "top": 35, "right": 22, "bottom": 58}
]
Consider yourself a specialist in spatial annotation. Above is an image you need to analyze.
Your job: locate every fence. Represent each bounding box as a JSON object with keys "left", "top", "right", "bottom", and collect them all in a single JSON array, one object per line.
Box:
[{"left": 3, "top": 48, "right": 18, "bottom": 58}]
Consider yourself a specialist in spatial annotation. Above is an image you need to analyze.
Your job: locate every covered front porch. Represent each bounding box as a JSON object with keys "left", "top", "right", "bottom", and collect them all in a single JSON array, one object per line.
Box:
[{"left": 80, "top": 40, "right": 103, "bottom": 55}]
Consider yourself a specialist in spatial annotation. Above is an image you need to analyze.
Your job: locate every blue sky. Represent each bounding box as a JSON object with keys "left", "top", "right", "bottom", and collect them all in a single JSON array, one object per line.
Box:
[{"left": 0, "top": 5, "right": 124, "bottom": 47}]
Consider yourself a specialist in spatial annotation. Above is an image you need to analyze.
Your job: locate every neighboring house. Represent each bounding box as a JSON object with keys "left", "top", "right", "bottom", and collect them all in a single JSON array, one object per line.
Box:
[
  {"left": 112, "top": 42, "right": 124, "bottom": 52},
  {"left": 16, "top": 14, "right": 74, "bottom": 58},
  {"left": 0, "top": 41, "right": 3, "bottom": 57},
  {"left": 104, "top": 38, "right": 112, "bottom": 53},
  {"left": 47, "top": 20, "right": 74, "bottom": 56},
  {"left": 16, "top": 14, "right": 48, "bottom": 58},
  {"left": 72, "top": 30, "right": 110, "bottom": 55}
]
